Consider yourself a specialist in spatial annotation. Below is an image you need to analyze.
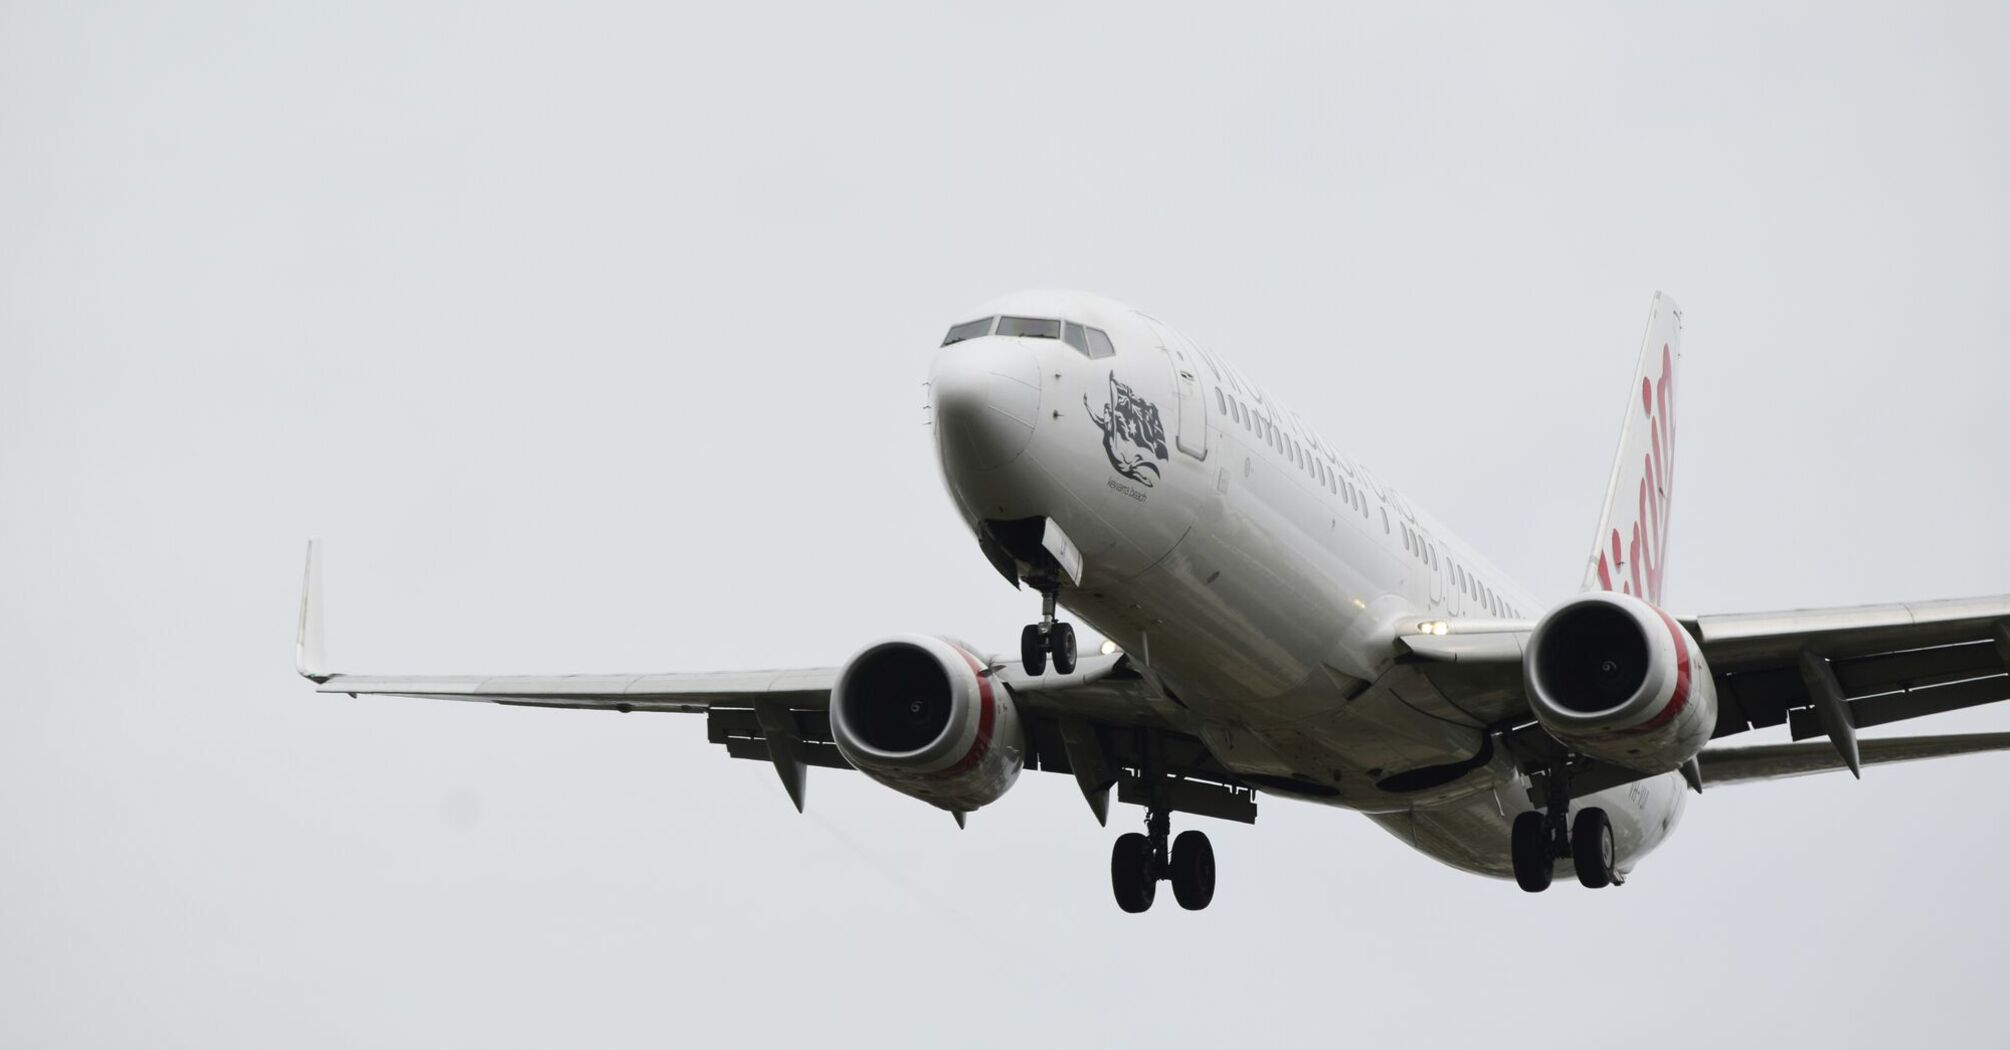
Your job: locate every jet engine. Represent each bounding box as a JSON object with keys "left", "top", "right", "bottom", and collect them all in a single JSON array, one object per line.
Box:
[
  {"left": 1524, "top": 591, "right": 1717, "bottom": 772},
  {"left": 829, "top": 634, "right": 1025, "bottom": 813}
]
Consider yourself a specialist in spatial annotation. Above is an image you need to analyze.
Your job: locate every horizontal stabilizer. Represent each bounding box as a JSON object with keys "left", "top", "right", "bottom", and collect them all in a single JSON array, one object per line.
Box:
[{"left": 1699, "top": 733, "right": 2010, "bottom": 787}]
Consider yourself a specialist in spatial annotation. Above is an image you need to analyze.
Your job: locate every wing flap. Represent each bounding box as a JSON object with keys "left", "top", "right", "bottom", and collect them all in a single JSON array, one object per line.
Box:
[
  {"left": 1788, "top": 673, "right": 2010, "bottom": 738},
  {"left": 1700, "top": 732, "right": 2010, "bottom": 786}
]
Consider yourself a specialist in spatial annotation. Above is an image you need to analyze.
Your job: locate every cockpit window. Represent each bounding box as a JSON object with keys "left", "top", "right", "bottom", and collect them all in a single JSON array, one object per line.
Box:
[
  {"left": 1064, "top": 322, "right": 1090, "bottom": 355},
  {"left": 1084, "top": 327, "right": 1116, "bottom": 359},
  {"left": 997, "top": 316, "right": 1062, "bottom": 339},
  {"left": 941, "top": 317, "right": 995, "bottom": 346}
]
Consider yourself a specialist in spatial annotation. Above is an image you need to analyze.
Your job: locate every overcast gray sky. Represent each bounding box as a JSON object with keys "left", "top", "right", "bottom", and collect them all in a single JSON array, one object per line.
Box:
[{"left": 6, "top": 3, "right": 2009, "bottom": 1046}]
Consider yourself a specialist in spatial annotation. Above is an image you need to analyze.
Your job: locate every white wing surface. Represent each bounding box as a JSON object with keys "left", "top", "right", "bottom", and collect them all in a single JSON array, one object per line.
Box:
[{"left": 294, "top": 542, "right": 1251, "bottom": 825}]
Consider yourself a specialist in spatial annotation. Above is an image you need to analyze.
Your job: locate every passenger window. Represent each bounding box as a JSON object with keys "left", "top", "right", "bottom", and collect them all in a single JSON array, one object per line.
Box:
[
  {"left": 998, "top": 316, "right": 1061, "bottom": 339},
  {"left": 1381, "top": 507, "right": 1391, "bottom": 533},
  {"left": 1215, "top": 388, "right": 1226, "bottom": 414},
  {"left": 1064, "top": 322, "right": 1090, "bottom": 355},
  {"left": 942, "top": 317, "right": 994, "bottom": 346},
  {"left": 1085, "top": 328, "right": 1117, "bottom": 358}
]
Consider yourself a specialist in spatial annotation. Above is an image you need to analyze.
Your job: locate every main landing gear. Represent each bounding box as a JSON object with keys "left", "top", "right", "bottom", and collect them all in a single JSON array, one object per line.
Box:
[
  {"left": 1108, "top": 731, "right": 1214, "bottom": 913},
  {"left": 1110, "top": 803, "right": 1216, "bottom": 913},
  {"left": 1511, "top": 778, "right": 1619, "bottom": 892},
  {"left": 1019, "top": 582, "right": 1076, "bottom": 676}
]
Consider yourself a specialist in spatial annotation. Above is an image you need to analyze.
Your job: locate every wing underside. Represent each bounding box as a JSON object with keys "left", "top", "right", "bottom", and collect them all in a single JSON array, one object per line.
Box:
[
  {"left": 299, "top": 543, "right": 1252, "bottom": 825},
  {"left": 1395, "top": 597, "right": 2010, "bottom": 798}
]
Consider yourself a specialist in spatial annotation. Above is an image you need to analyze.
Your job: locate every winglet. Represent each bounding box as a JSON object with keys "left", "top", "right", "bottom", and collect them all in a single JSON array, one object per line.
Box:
[{"left": 297, "top": 539, "right": 328, "bottom": 682}]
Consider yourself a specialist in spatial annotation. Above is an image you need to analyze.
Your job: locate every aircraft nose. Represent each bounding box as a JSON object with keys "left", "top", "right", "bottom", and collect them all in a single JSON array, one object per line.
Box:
[{"left": 931, "top": 338, "right": 1040, "bottom": 471}]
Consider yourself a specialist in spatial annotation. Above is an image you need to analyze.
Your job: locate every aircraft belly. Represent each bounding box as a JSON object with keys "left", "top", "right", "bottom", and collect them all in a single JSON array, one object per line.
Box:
[
  {"left": 1065, "top": 467, "right": 1518, "bottom": 810},
  {"left": 1371, "top": 772, "right": 1688, "bottom": 879}
]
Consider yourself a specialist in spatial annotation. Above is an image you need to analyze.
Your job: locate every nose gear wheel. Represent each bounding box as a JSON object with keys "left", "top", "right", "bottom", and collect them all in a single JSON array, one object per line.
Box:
[{"left": 1020, "top": 582, "right": 1077, "bottom": 675}]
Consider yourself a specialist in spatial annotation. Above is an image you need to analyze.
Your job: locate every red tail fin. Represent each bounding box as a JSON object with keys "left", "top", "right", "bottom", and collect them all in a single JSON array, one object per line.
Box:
[{"left": 1582, "top": 294, "right": 1683, "bottom": 606}]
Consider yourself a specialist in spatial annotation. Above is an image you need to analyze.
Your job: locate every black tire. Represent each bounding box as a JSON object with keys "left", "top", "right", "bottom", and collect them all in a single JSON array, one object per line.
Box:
[
  {"left": 1170, "top": 829, "right": 1216, "bottom": 911},
  {"left": 1111, "top": 832, "right": 1156, "bottom": 913},
  {"left": 1572, "top": 807, "right": 1615, "bottom": 889},
  {"left": 1050, "top": 623, "right": 1078, "bottom": 675},
  {"left": 1020, "top": 624, "right": 1047, "bottom": 676},
  {"left": 1511, "top": 811, "right": 1553, "bottom": 893}
]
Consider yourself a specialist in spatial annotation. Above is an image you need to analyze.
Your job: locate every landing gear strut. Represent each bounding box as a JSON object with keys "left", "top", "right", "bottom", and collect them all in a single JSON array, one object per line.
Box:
[
  {"left": 1019, "top": 581, "right": 1076, "bottom": 676},
  {"left": 1511, "top": 766, "right": 1618, "bottom": 893},
  {"left": 1108, "top": 734, "right": 1215, "bottom": 912}
]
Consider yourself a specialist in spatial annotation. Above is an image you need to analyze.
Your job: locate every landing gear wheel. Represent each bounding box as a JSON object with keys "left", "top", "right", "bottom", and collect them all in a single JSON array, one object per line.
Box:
[
  {"left": 1111, "top": 832, "right": 1156, "bottom": 913},
  {"left": 1511, "top": 811, "right": 1553, "bottom": 893},
  {"left": 1050, "top": 622, "right": 1077, "bottom": 675},
  {"left": 1170, "top": 830, "right": 1216, "bottom": 910},
  {"left": 1020, "top": 624, "right": 1047, "bottom": 676},
  {"left": 1572, "top": 807, "right": 1616, "bottom": 889}
]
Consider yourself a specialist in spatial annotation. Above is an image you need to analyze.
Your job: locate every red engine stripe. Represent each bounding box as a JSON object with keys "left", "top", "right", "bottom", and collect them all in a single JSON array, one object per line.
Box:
[
  {"left": 937, "top": 646, "right": 997, "bottom": 777},
  {"left": 1598, "top": 608, "right": 1692, "bottom": 738}
]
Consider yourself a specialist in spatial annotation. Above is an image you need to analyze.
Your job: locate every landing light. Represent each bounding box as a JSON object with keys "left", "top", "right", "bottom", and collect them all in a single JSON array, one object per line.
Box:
[
  {"left": 1100, "top": 640, "right": 1119, "bottom": 656},
  {"left": 1420, "top": 620, "right": 1450, "bottom": 636}
]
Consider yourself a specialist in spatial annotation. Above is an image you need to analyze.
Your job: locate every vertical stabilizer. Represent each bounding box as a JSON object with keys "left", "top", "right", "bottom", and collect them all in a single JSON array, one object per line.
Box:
[{"left": 1581, "top": 294, "right": 1682, "bottom": 606}]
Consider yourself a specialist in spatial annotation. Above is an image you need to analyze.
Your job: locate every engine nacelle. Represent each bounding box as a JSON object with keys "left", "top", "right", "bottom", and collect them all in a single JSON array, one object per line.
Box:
[
  {"left": 829, "top": 634, "right": 1025, "bottom": 813},
  {"left": 1524, "top": 591, "right": 1717, "bottom": 773}
]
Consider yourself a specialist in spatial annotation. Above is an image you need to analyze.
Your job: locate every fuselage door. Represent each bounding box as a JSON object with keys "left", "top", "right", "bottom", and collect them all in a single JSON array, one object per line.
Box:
[{"left": 1164, "top": 339, "right": 1209, "bottom": 461}]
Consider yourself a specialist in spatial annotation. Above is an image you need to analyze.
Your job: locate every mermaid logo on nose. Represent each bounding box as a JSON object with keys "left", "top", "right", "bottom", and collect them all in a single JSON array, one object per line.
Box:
[{"left": 1085, "top": 373, "right": 1169, "bottom": 487}]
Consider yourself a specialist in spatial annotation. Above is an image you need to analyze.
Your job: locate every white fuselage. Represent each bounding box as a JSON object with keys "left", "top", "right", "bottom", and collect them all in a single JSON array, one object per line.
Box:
[{"left": 929, "top": 290, "right": 1686, "bottom": 880}]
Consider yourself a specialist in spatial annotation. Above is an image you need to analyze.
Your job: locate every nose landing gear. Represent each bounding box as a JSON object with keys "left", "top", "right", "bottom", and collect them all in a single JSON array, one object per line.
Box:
[{"left": 1019, "top": 582, "right": 1077, "bottom": 676}]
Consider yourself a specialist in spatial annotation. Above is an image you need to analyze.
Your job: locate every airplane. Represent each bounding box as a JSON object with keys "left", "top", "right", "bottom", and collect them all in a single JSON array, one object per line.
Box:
[{"left": 297, "top": 290, "right": 2010, "bottom": 911}]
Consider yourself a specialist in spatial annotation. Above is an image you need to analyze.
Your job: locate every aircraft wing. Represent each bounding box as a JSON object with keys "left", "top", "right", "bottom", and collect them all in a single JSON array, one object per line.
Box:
[
  {"left": 308, "top": 668, "right": 836, "bottom": 713},
  {"left": 1396, "top": 596, "right": 2010, "bottom": 795},
  {"left": 296, "top": 543, "right": 1249, "bottom": 825},
  {"left": 1688, "top": 596, "right": 2010, "bottom": 741},
  {"left": 1696, "top": 732, "right": 2010, "bottom": 786},
  {"left": 1398, "top": 597, "right": 2010, "bottom": 737}
]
